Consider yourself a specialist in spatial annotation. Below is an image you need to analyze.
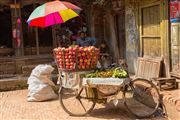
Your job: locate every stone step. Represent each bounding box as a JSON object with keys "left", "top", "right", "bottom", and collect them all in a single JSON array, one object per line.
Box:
[
  {"left": 0, "top": 76, "right": 28, "bottom": 91},
  {"left": 25, "top": 58, "right": 53, "bottom": 65},
  {"left": 0, "top": 60, "right": 16, "bottom": 75},
  {"left": 21, "top": 55, "right": 58, "bottom": 76},
  {"left": 22, "top": 63, "right": 58, "bottom": 77},
  {"left": 0, "top": 55, "right": 54, "bottom": 75},
  {"left": 0, "top": 74, "right": 58, "bottom": 91}
]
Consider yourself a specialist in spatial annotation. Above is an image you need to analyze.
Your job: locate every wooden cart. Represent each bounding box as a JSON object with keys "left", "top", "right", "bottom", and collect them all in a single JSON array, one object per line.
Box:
[{"left": 57, "top": 69, "right": 161, "bottom": 119}]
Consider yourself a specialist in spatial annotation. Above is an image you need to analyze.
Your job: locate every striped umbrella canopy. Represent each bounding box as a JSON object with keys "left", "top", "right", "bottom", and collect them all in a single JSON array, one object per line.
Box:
[{"left": 27, "top": 0, "right": 82, "bottom": 28}]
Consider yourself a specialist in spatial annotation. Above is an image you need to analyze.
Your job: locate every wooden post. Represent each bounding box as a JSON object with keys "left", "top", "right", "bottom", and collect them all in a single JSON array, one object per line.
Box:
[
  {"left": 14, "top": 0, "right": 20, "bottom": 56},
  {"left": 19, "top": 7, "right": 24, "bottom": 56},
  {"left": 52, "top": 25, "right": 57, "bottom": 48},
  {"left": 10, "top": 2, "right": 22, "bottom": 56},
  {"left": 161, "top": 0, "right": 170, "bottom": 77},
  {"left": 35, "top": 27, "right": 40, "bottom": 55},
  {"left": 33, "top": 2, "right": 40, "bottom": 55},
  {"left": 108, "top": 13, "right": 120, "bottom": 62},
  {"left": 87, "top": 6, "right": 94, "bottom": 36}
]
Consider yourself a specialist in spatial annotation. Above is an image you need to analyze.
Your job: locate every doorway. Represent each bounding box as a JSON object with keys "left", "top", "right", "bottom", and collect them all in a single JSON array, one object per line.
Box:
[
  {"left": 114, "top": 11, "right": 126, "bottom": 59},
  {"left": 0, "top": 5, "right": 13, "bottom": 56},
  {"left": 0, "top": 6, "right": 12, "bottom": 48}
]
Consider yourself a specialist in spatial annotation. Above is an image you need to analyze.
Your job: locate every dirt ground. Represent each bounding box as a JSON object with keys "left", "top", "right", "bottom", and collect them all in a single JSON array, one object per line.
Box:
[{"left": 0, "top": 89, "right": 168, "bottom": 120}]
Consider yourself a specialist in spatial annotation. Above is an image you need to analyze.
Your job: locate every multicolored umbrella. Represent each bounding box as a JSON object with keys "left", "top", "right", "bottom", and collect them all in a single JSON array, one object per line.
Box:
[{"left": 27, "top": 1, "right": 82, "bottom": 28}]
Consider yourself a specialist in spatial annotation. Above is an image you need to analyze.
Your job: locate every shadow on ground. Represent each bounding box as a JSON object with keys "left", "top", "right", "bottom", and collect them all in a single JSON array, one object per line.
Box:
[{"left": 87, "top": 101, "right": 168, "bottom": 120}]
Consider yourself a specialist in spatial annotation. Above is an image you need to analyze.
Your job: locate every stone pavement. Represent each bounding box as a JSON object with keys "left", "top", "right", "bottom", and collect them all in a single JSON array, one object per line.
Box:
[{"left": 0, "top": 89, "right": 168, "bottom": 120}]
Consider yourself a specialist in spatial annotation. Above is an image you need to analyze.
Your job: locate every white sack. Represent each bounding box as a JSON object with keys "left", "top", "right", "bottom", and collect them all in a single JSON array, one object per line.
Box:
[
  {"left": 28, "top": 64, "right": 55, "bottom": 85},
  {"left": 27, "top": 64, "right": 58, "bottom": 102}
]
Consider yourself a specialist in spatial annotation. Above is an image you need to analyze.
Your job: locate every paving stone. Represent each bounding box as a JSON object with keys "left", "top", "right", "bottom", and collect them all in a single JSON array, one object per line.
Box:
[{"left": 0, "top": 89, "right": 167, "bottom": 120}]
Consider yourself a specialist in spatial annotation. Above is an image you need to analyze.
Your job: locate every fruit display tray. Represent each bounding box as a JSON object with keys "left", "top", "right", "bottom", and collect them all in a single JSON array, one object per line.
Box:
[{"left": 82, "top": 78, "right": 130, "bottom": 87}]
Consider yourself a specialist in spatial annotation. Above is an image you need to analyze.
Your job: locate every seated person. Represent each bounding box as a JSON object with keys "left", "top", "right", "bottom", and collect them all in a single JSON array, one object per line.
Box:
[
  {"left": 100, "top": 41, "right": 108, "bottom": 54},
  {"left": 76, "top": 32, "right": 96, "bottom": 47},
  {"left": 99, "top": 41, "right": 112, "bottom": 69}
]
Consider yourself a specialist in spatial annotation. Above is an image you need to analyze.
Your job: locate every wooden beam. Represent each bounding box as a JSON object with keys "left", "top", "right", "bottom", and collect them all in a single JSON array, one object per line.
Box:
[
  {"left": 0, "top": 0, "right": 12, "bottom": 5},
  {"left": 10, "top": 4, "right": 20, "bottom": 8}
]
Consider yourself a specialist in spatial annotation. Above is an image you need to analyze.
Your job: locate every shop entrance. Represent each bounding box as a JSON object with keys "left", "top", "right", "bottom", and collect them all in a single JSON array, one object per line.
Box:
[
  {"left": 0, "top": 5, "right": 13, "bottom": 56},
  {"left": 54, "top": 11, "right": 87, "bottom": 47},
  {"left": 21, "top": 4, "right": 53, "bottom": 55},
  {"left": 114, "top": 11, "right": 126, "bottom": 59}
]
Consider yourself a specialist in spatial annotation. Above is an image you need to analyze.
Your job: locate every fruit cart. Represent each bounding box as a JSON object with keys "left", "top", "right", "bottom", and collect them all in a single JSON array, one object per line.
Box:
[{"left": 53, "top": 46, "right": 161, "bottom": 119}]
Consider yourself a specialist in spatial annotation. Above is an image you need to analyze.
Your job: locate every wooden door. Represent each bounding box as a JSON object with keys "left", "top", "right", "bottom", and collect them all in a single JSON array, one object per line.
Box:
[
  {"left": 140, "top": 4, "right": 161, "bottom": 57},
  {"left": 171, "top": 23, "right": 180, "bottom": 77}
]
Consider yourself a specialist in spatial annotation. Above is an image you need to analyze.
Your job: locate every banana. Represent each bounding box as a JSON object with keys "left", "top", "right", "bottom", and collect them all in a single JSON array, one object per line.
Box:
[{"left": 85, "top": 68, "right": 127, "bottom": 78}]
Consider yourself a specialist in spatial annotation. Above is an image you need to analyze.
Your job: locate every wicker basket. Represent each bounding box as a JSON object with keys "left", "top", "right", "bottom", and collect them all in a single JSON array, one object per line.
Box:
[{"left": 54, "top": 46, "right": 100, "bottom": 71}]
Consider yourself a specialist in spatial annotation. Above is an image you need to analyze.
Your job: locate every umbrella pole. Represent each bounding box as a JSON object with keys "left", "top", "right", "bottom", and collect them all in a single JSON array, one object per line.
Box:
[{"left": 35, "top": 28, "right": 39, "bottom": 55}]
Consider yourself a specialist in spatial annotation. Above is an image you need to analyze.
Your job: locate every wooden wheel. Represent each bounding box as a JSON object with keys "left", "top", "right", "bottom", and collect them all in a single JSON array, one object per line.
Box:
[
  {"left": 59, "top": 87, "right": 96, "bottom": 116},
  {"left": 123, "top": 78, "right": 160, "bottom": 118}
]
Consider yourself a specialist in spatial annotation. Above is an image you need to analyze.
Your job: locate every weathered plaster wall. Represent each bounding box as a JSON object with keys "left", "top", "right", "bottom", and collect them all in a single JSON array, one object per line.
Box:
[{"left": 125, "top": 4, "right": 139, "bottom": 74}]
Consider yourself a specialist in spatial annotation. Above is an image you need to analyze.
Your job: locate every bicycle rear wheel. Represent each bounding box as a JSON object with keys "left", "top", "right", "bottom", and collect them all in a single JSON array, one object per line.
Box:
[
  {"left": 123, "top": 78, "right": 160, "bottom": 118},
  {"left": 59, "top": 87, "right": 96, "bottom": 116}
]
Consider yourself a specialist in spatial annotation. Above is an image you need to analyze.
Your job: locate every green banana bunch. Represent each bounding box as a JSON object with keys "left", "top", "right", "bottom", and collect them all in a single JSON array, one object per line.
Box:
[
  {"left": 112, "top": 68, "right": 127, "bottom": 78},
  {"left": 85, "top": 73, "right": 96, "bottom": 78},
  {"left": 85, "top": 68, "right": 128, "bottom": 78},
  {"left": 85, "top": 70, "right": 98, "bottom": 78}
]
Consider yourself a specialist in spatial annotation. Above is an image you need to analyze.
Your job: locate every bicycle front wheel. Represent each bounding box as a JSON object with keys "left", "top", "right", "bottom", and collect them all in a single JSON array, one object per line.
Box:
[
  {"left": 123, "top": 78, "right": 160, "bottom": 118},
  {"left": 59, "top": 87, "right": 96, "bottom": 116}
]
